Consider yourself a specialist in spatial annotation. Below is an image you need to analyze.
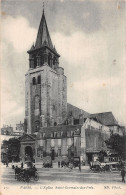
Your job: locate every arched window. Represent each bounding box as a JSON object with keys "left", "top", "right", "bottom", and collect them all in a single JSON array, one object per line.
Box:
[
  {"left": 35, "top": 95, "right": 40, "bottom": 110},
  {"left": 34, "top": 95, "right": 40, "bottom": 116},
  {"left": 48, "top": 53, "right": 52, "bottom": 67},
  {"left": 53, "top": 57, "right": 56, "bottom": 65},
  {"left": 37, "top": 75, "right": 41, "bottom": 84},
  {"left": 37, "top": 55, "right": 41, "bottom": 67},
  {"left": 54, "top": 122, "right": 57, "bottom": 126},
  {"left": 34, "top": 121, "right": 40, "bottom": 132},
  {"left": 41, "top": 55, "right": 44, "bottom": 65},
  {"left": 32, "top": 77, "right": 36, "bottom": 85},
  {"left": 34, "top": 56, "right": 37, "bottom": 68}
]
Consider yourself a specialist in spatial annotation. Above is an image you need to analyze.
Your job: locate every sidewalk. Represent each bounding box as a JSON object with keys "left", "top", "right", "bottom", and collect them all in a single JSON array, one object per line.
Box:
[
  {"left": 35, "top": 162, "right": 89, "bottom": 168},
  {"left": 34, "top": 162, "right": 91, "bottom": 173}
]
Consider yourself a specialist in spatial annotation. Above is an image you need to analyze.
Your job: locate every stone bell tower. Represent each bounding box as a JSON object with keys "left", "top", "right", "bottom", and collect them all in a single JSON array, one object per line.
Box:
[{"left": 25, "top": 9, "right": 67, "bottom": 134}]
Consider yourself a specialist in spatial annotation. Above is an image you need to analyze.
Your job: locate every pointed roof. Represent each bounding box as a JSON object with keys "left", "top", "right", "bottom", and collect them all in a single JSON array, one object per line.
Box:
[{"left": 35, "top": 10, "right": 53, "bottom": 49}]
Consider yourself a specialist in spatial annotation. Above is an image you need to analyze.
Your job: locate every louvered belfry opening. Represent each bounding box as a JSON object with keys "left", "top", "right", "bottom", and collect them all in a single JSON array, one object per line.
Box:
[{"left": 28, "top": 9, "right": 60, "bottom": 70}]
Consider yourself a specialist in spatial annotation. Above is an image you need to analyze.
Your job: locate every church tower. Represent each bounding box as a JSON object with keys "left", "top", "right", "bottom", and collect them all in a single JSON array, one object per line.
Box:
[{"left": 25, "top": 9, "right": 67, "bottom": 134}]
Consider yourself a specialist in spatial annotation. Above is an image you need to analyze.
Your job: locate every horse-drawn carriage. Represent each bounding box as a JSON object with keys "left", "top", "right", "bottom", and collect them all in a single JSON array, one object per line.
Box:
[
  {"left": 42, "top": 156, "right": 53, "bottom": 168},
  {"left": 14, "top": 162, "right": 39, "bottom": 182},
  {"left": 90, "top": 161, "right": 123, "bottom": 172}
]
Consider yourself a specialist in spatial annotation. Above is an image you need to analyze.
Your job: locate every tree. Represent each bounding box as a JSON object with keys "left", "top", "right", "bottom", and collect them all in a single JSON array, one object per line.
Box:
[
  {"left": 2, "top": 138, "right": 20, "bottom": 162},
  {"left": 105, "top": 134, "right": 125, "bottom": 159}
]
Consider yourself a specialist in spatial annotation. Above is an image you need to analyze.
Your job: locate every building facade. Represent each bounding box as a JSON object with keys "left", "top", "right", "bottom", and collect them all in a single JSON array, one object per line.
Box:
[
  {"left": 20, "top": 118, "right": 110, "bottom": 163},
  {"left": 20, "top": 7, "right": 125, "bottom": 163},
  {"left": 1, "top": 125, "right": 13, "bottom": 135}
]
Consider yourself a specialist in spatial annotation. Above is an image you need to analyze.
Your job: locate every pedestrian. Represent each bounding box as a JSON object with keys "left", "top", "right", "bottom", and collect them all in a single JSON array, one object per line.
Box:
[
  {"left": 58, "top": 161, "right": 60, "bottom": 168},
  {"left": 21, "top": 162, "right": 23, "bottom": 169},
  {"left": 121, "top": 167, "right": 125, "bottom": 183},
  {"left": 61, "top": 161, "right": 63, "bottom": 168},
  {"left": 6, "top": 159, "right": 8, "bottom": 167},
  {"left": 15, "top": 166, "right": 20, "bottom": 179},
  {"left": 68, "top": 162, "right": 73, "bottom": 171},
  {"left": 89, "top": 161, "right": 92, "bottom": 169},
  {"left": 79, "top": 162, "right": 81, "bottom": 172}
]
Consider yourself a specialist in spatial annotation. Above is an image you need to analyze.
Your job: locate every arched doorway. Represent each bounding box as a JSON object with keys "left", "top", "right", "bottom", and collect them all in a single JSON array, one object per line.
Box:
[{"left": 25, "top": 146, "right": 33, "bottom": 161}]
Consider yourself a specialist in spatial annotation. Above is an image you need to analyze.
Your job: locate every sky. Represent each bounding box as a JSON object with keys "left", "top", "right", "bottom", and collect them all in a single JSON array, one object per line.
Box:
[{"left": 1, "top": 0, "right": 126, "bottom": 129}]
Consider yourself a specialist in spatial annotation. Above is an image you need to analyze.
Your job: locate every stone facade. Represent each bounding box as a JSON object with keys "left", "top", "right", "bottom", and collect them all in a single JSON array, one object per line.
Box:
[
  {"left": 19, "top": 134, "right": 36, "bottom": 162},
  {"left": 25, "top": 11, "right": 67, "bottom": 134},
  {"left": 80, "top": 118, "right": 110, "bottom": 162},
  {"left": 25, "top": 64, "right": 67, "bottom": 134},
  {"left": 19, "top": 119, "right": 110, "bottom": 163}
]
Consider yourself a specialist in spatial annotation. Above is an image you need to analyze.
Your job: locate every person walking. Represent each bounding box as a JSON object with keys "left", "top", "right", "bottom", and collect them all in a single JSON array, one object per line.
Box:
[
  {"left": 121, "top": 167, "right": 125, "bottom": 183},
  {"left": 21, "top": 162, "right": 23, "bottom": 169},
  {"left": 79, "top": 162, "right": 81, "bottom": 172},
  {"left": 58, "top": 161, "right": 60, "bottom": 168},
  {"left": 6, "top": 159, "right": 8, "bottom": 167}
]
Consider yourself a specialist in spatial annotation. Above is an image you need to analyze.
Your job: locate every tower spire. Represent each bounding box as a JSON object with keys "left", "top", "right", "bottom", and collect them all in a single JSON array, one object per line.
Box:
[
  {"left": 28, "top": 3, "right": 59, "bottom": 57},
  {"left": 43, "top": 2, "right": 44, "bottom": 14},
  {"left": 34, "top": 4, "right": 53, "bottom": 49}
]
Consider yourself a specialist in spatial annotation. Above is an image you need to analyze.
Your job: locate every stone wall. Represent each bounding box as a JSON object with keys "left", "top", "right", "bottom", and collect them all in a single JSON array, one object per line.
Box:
[
  {"left": 25, "top": 64, "right": 67, "bottom": 133},
  {"left": 80, "top": 119, "right": 110, "bottom": 162},
  {"left": 36, "top": 137, "right": 74, "bottom": 161}
]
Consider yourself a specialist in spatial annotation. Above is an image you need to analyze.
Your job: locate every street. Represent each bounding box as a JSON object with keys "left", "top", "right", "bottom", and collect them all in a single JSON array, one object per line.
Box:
[{"left": 1, "top": 163, "right": 124, "bottom": 185}]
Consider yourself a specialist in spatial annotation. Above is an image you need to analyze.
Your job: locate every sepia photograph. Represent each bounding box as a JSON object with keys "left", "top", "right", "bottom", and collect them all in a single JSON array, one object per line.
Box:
[{"left": 1, "top": 0, "right": 126, "bottom": 194}]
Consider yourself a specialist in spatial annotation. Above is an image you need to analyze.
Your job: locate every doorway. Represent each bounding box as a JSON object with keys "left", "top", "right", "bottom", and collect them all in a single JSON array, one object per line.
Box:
[
  {"left": 86, "top": 153, "right": 93, "bottom": 164},
  {"left": 25, "top": 146, "right": 33, "bottom": 161},
  {"left": 51, "top": 149, "right": 55, "bottom": 160}
]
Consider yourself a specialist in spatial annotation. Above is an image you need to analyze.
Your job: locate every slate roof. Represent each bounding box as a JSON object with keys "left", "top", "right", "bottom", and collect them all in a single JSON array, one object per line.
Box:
[
  {"left": 30, "top": 44, "right": 35, "bottom": 51},
  {"left": 35, "top": 10, "right": 53, "bottom": 49},
  {"left": 67, "top": 103, "right": 90, "bottom": 119},
  {"left": 90, "top": 112, "right": 118, "bottom": 126}
]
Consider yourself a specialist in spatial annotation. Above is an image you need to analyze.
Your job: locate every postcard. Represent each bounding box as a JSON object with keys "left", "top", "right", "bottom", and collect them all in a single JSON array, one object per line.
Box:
[{"left": 1, "top": 0, "right": 126, "bottom": 195}]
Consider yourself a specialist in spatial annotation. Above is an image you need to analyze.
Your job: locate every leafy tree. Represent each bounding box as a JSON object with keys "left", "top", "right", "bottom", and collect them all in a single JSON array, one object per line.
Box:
[
  {"left": 2, "top": 138, "right": 20, "bottom": 162},
  {"left": 105, "top": 134, "right": 125, "bottom": 159}
]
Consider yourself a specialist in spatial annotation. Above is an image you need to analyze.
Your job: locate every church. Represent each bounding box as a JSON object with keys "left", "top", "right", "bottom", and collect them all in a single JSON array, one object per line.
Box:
[{"left": 19, "top": 8, "right": 124, "bottom": 164}]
